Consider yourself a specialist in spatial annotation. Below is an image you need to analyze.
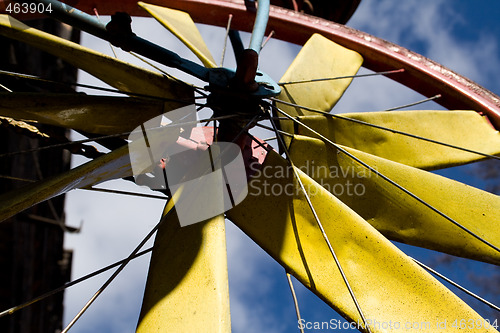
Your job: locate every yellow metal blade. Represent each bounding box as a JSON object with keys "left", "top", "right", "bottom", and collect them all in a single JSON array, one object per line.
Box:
[
  {"left": 0, "top": 93, "right": 170, "bottom": 135},
  {"left": 289, "top": 135, "right": 500, "bottom": 265},
  {"left": 276, "top": 33, "right": 362, "bottom": 145},
  {"left": 276, "top": 33, "right": 362, "bottom": 116},
  {"left": 138, "top": 2, "right": 217, "bottom": 68},
  {"left": 0, "top": 15, "right": 193, "bottom": 104},
  {"left": 285, "top": 110, "right": 500, "bottom": 170},
  {"left": 0, "top": 122, "right": 181, "bottom": 222},
  {"left": 227, "top": 150, "right": 495, "bottom": 332},
  {"left": 137, "top": 148, "right": 230, "bottom": 332},
  {"left": 0, "top": 145, "right": 132, "bottom": 223},
  {"left": 136, "top": 209, "right": 230, "bottom": 332}
]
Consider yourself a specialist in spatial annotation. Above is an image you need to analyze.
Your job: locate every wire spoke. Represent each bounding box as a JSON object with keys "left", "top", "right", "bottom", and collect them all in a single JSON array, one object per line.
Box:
[
  {"left": 0, "top": 114, "right": 238, "bottom": 159},
  {"left": 253, "top": 122, "right": 294, "bottom": 137},
  {"left": 0, "top": 69, "right": 198, "bottom": 103},
  {"left": 61, "top": 205, "right": 173, "bottom": 333},
  {"left": 0, "top": 83, "right": 13, "bottom": 92},
  {"left": 81, "top": 187, "right": 167, "bottom": 200},
  {"left": 220, "top": 14, "right": 233, "bottom": 66},
  {"left": 92, "top": 7, "right": 119, "bottom": 58},
  {"left": 273, "top": 104, "right": 500, "bottom": 256},
  {"left": 0, "top": 247, "right": 153, "bottom": 318},
  {"left": 411, "top": 257, "right": 500, "bottom": 313},
  {"left": 278, "top": 69, "right": 405, "bottom": 85},
  {"left": 261, "top": 30, "right": 275, "bottom": 49},
  {"left": 271, "top": 98, "right": 500, "bottom": 161},
  {"left": 243, "top": 131, "right": 274, "bottom": 152},
  {"left": 384, "top": 94, "right": 442, "bottom": 111},
  {"left": 213, "top": 118, "right": 218, "bottom": 142},
  {"left": 128, "top": 52, "right": 208, "bottom": 96},
  {"left": 267, "top": 109, "right": 373, "bottom": 333},
  {"left": 286, "top": 272, "right": 305, "bottom": 333}
]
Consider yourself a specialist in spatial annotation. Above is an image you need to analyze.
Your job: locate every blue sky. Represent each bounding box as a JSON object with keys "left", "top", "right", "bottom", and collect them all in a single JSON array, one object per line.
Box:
[{"left": 63, "top": 1, "right": 500, "bottom": 332}]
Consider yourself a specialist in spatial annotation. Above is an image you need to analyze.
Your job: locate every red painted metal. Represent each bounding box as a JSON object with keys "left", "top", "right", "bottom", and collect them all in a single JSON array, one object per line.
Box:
[{"left": 2, "top": 0, "right": 499, "bottom": 129}]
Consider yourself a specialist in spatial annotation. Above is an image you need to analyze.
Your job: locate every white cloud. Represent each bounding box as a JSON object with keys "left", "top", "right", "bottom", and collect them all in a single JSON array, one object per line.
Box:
[{"left": 350, "top": 0, "right": 500, "bottom": 93}]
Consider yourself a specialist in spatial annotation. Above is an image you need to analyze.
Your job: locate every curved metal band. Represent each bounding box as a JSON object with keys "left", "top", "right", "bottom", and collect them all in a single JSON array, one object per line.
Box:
[{"left": 5, "top": 0, "right": 499, "bottom": 129}]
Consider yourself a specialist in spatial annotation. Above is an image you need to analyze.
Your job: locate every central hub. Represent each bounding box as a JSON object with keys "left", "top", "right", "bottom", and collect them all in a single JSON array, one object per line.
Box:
[
  {"left": 206, "top": 48, "right": 281, "bottom": 116},
  {"left": 205, "top": 48, "right": 281, "bottom": 143}
]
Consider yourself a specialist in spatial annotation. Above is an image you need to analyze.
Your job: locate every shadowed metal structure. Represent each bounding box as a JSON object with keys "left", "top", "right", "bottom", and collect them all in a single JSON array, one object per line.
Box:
[{"left": 0, "top": 19, "right": 76, "bottom": 333}]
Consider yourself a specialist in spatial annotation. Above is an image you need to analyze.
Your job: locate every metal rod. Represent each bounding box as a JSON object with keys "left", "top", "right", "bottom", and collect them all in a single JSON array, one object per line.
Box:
[
  {"left": 411, "top": 257, "right": 500, "bottom": 313},
  {"left": 61, "top": 207, "right": 172, "bottom": 332},
  {"left": 261, "top": 30, "right": 275, "bottom": 49},
  {"left": 0, "top": 248, "right": 153, "bottom": 318},
  {"left": 92, "top": 7, "right": 119, "bottom": 58},
  {"left": 384, "top": 94, "right": 442, "bottom": 111},
  {"left": 81, "top": 187, "right": 167, "bottom": 200},
  {"left": 244, "top": 131, "right": 273, "bottom": 152},
  {"left": 220, "top": 14, "right": 233, "bottom": 66},
  {"left": 0, "top": 114, "right": 238, "bottom": 159},
  {"left": 286, "top": 272, "right": 305, "bottom": 333},
  {"left": 228, "top": 30, "right": 245, "bottom": 61},
  {"left": 248, "top": 0, "right": 270, "bottom": 53},
  {"left": 279, "top": 69, "right": 405, "bottom": 85},
  {"left": 0, "top": 83, "right": 12, "bottom": 92},
  {"left": 0, "top": 69, "right": 198, "bottom": 103},
  {"left": 30, "top": 0, "right": 210, "bottom": 81}
]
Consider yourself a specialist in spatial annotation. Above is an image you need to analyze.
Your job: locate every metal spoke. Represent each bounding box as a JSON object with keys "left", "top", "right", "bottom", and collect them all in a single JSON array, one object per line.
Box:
[
  {"left": 385, "top": 94, "right": 442, "bottom": 111},
  {"left": 253, "top": 122, "right": 294, "bottom": 137},
  {"left": 228, "top": 30, "right": 244, "bottom": 60},
  {"left": 273, "top": 105, "right": 500, "bottom": 256},
  {"left": 271, "top": 98, "right": 500, "bottom": 161},
  {"left": 261, "top": 30, "right": 275, "bottom": 49},
  {"left": 26, "top": 214, "right": 80, "bottom": 233},
  {"left": 213, "top": 118, "right": 218, "bottom": 142},
  {"left": 0, "top": 83, "right": 12, "bottom": 92},
  {"left": 81, "top": 187, "right": 167, "bottom": 200},
  {"left": 0, "top": 247, "right": 152, "bottom": 318},
  {"left": 279, "top": 69, "right": 405, "bottom": 85},
  {"left": 243, "top": 131, "right": 274, "bottom": 152},
  {"left": 267, "top": 109, "right": 373, "bottom": 333},
  {"left": 61, "top": 206, "right": 173, "bottom": 332},
  {"left": 0, "top": 69, "right": 198, "bottom": 103},
  {"left": 411, "top": 257, "right": 500, "bottom": 313},
  {"left": 286, "top": 272, "right": 305, "bottom": 333},
  {"left": 0, "top": 114, "right": 238, "bottom": 159},
  {"left": 128, "top": 52, "right": 208, "bottom": 96},
  {"left": 220, "top": 14, "right": 233, "bottom": 66},
  {"left": 92, "top": 7, "right": 118, "bottom": 58}
]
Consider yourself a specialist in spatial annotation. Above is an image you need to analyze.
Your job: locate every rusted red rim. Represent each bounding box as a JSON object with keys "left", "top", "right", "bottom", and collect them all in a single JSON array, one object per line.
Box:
[{"left": 3, "top": 0, "right": 499, "bottom": 129}]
